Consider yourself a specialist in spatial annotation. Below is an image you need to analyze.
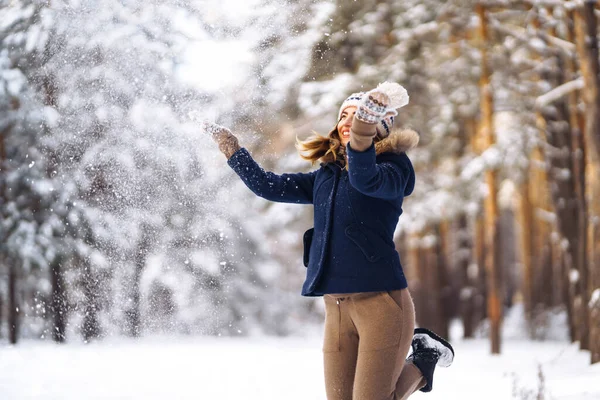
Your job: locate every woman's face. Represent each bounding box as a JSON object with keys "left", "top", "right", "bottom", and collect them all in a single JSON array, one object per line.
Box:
[{"left": 337, "top": 106, "right": 356, "bottom": 147}]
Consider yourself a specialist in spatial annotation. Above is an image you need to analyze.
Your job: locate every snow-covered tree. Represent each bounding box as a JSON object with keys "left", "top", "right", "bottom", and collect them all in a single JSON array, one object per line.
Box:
[
  {"left": 0, "top": 42, "right": 54, "bottom": 342},
  {"left": 1, "top": 0, "right": 336, "bottom": 341}
]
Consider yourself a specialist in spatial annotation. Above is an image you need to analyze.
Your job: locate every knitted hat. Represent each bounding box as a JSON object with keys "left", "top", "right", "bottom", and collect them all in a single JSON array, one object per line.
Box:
[{"left": 337, "top": 82, "right": 409, "bottom": 138}]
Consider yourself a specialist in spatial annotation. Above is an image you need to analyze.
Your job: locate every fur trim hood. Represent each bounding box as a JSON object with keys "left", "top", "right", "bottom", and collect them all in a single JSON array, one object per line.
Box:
[
  {"left": 375, "top": 128, "right": 419, "bottom": 155},
  {"left": 316, "top": 128, "right": 419, "bottom": 167}
]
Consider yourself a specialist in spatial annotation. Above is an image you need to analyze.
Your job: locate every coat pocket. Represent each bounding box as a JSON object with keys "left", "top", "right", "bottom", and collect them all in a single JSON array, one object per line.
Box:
[
  {"left": 303, "top": 228, "right": 315, "bottom": 267},
  {"left": 345, "top": 223, "right": 395, "bottom": 263}
]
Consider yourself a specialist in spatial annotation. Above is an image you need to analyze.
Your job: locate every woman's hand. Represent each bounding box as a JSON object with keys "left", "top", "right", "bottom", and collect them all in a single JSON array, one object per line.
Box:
[
  {"left": 350, "top": 91, "right": 394, "bottom": 151},
  {"left": 356, "top": 91, "right": 396, "bottom": 125},
  {"left": 203, "top": 121, "right": 241, "bottom": 159}
]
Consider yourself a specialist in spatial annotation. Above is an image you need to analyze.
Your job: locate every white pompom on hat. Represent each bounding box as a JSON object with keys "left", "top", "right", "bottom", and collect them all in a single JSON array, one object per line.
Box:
[
  {"left": 337, "top": 82, "right": 409, "bottom": 138},
  {"left": 375, "top": 81, "right": 409, "bottom": 109}
]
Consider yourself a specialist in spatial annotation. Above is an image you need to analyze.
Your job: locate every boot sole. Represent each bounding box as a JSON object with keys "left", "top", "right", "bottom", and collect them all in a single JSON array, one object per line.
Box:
[{"left": 413, "top": 328, "right": 454, "bottom": 367}]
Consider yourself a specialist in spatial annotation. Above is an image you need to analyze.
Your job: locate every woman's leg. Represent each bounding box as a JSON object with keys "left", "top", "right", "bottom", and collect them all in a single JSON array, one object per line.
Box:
[
  {"left": 394, "top": 290, "right": 427, "bottom": 399},
  {"left": 322, "top": 295, "right": 359, "bottom": 400},
  {"left": 351, "top": 289, "right": 425, "bottom": 400},
  {"left": 394, "top": 362, "right": 426, "bottom": 400}
]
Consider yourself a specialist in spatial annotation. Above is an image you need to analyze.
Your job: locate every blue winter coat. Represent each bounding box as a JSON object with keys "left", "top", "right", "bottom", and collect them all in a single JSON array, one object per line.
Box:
[{"left": 227, "top": 130, "right": 418, "bottom": 296}]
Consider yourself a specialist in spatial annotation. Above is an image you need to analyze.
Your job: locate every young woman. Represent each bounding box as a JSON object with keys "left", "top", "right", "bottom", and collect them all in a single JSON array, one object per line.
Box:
[{"left": 207, "top": 83, "right": 454, "bottom": 400}]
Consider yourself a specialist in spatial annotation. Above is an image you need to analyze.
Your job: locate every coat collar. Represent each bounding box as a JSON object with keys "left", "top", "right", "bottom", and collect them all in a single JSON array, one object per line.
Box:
[
  {"left": 320, "top": 128, "right": 419, "bottom": 170},
  {"left": 375, "top": 129, "right": 420, "bottom": 155}
]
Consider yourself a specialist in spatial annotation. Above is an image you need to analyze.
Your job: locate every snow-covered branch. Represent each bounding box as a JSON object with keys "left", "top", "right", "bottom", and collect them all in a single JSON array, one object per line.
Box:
[
  {"left": 489, "top": 18, "right": 576, "bottom": 59},
  {"left": 480, "top": 0, "right": 582, "bottom": 11},
  {"left": 394, "top": 21, "right": 441, "bottom": 42},
  {"left": 535, "top": 78, "right": 584, "bottom": 109}
]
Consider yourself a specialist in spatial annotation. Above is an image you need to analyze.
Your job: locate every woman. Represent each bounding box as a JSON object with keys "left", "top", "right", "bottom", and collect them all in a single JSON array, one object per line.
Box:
[{"left": 207, "top": 82, "right": 454, "bottom": 400}]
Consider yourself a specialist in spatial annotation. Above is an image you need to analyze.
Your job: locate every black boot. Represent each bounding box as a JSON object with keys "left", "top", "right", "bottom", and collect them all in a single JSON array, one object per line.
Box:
[{"left": 407, "top": 328, "right": 454, "bottom": 393}]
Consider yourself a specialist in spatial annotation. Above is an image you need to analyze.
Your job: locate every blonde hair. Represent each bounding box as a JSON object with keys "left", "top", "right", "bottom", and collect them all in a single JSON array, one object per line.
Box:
[
  {"left": 295, "top": 127, "right": 346, "bottom": 166},
  {"left": 295, "top": 125, "right": 389, "bottom": 167}
]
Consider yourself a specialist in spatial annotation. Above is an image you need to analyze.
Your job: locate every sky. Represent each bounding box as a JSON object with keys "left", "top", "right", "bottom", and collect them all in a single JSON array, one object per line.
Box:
[
  {"left": 176, "top": 0, "right": 262, "bottom": 93},
  {"left": 179, "top": 39, "right": 254, "bottom": 92}
]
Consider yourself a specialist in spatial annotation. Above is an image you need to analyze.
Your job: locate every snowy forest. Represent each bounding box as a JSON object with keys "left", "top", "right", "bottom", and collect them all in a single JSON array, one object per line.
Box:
[{"left": 1, "top": 0, "right": 600, "bottom": 377}]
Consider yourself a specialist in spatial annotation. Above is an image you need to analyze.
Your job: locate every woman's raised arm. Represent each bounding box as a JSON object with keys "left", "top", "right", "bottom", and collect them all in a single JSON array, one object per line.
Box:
[{"left": 208, "top": 121, "right": 316, "bottom": 204}]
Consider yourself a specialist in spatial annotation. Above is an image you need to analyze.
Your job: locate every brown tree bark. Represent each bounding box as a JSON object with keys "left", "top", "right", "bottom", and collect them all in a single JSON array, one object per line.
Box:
[
  {"left": 457, "top": 214, "right": 476, "bottom": 338},
  {"left": 536, "top": 7, "right": 583, "bottom": 343},
  {"left": 477, "top": 4, "right": 502, "bottom": 354},
  {"left": 499, "top": 210, "right": 518, "bottom": 309},
  {"left": 516, "top": 180, "right": 534, "bottom": 331},
  {"left": 420, "top": 236, "right": 438, "bottom": 331},
  {"left": 563, "top": 7, "right": 587, "bottom": 345},
  {"left": 436, "top": 222, "right": 451, "bottom": 339},
  {"left": 411, "top": 230, "right": 446, "bottom": 335},
  {"left": 529, "top": 22, "right": 557, "bottom": 317},
  {"left": 410, "top": 234, "right": 427, "bottom": 328},
  {"left": 466, "top": 122, "right": 487, "bottom": 336},
  {"left": 579, "top": 0, "right": 600, "bottom": 359},
  {"left": 406, "top": 233, "right": 420, "bottom": 282},
  {"left": 525, "top": 8, "right": 560, "bottom": 323},
  {"left": 573, "top": 1, "right": 600, "bottom": 353},
  {"left": 589, "top": 170, "right": 600, "bottom": 363}
]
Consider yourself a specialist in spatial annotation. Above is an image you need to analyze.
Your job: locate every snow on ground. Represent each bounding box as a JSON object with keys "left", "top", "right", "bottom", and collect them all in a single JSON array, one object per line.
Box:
[{"left": 1, "top": 335, "right": 599, "bottom": 400}]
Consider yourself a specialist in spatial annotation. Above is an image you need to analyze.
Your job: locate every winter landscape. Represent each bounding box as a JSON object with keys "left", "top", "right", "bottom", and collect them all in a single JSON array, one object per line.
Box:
[
  {"left": 2, "top": 0, "right": 600, "bottom": 399},
  {"left": 1, "top": 334, "right": 599, "bottom": 400}
]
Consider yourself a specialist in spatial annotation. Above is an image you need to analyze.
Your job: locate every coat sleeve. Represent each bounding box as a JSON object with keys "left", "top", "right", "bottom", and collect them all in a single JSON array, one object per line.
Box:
[
  {"left": 346, "top": 143, "right": 414, "bottom": 199},
  {"left": 227, "top": 148, "right": 316, "bottom": 204}
]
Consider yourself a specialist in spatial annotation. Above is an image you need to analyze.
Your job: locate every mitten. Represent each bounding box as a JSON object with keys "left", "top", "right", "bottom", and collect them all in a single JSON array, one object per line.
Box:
[
  {"left": 350, "top": 82, "right": 409, "bottom": 151},
  {"left": 355, "top": 82, "right": 408, "bottom": 124},
  {"left": 202, "top": 120, "right": 241, "bottom": 159}
]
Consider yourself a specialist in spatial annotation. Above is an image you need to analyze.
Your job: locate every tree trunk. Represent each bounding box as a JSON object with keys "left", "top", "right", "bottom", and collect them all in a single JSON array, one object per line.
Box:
[
  {"left": 82, "top": 256, "right": 101, "bottom": 342},
  {"left": 125, "top": 225, "right": 151, "bottom": 337},
  {"left": 590, "top": 174, "right": 600, "bottom": 362},
  {"left": 474, "top": 214, "right": 487, "bottom": 325},
  {"left": 522, "top": 10, "right": 557, "bottom": 329},
  {"left": 51, "top": 257, "right": 67, "bottom": 343},
  {"left": 8, "top": 263, "right": 19, "bottom": 344},
  {"left": 573, "top": 0, "right": 600, "bottom": 360},
  {"left": 457, "top": 214, "right": 475, "bottom": 338},
  {"left": 1, "top": 124, "right": 7, "bottom": 341},
  {"left": 407, "top": 231, "right": 430, "bottom": 332},
  {"left": 534, "top": 9, "right": 582, "bottom": 340},
  {"left": 573, "top": 1, "right": 600, "bottom": 352},
  {"left": 466, "top": 119, "right": 487, "bottom": 335},
  {"left": 564, "top": 7, "right": 587, "bottom": 345},
  {"left": 516, "top": 180, "right": 534, "bottom": 331},
  {"left": 499, "top": 210, "right": 518, "bottom": 309},
  {"left": 0, "top": 288, "right": 3, "bottom": 339},
  {"left": 531, "top": 112, "right": 555, "bottom": 313},
  {"left": 407, "top": 232, "right": 420, "bottom": 282},
  {"left": 436, "top": 222, "right": 451, "bottom": 339},
  {"left": 412, "top": 231, "right": 443, "bottom": 333},
  {"left": 419, "top": 236, "right": 438, "bottom": 331},
  {"left": 477, "top": 4, "right": 502, "bottom": 354},
  {"left": 455, "top": 118, "right": 480, "bottom": 339},
  {"left": 592, "top": 302, "right": 600, "bottom": 363}
]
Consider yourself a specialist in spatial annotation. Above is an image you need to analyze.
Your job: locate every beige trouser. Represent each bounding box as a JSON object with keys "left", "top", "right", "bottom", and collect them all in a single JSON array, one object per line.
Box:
[{"left": 323, "top": 289, "right": 425, "bottom": 400}]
